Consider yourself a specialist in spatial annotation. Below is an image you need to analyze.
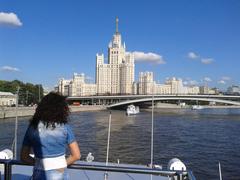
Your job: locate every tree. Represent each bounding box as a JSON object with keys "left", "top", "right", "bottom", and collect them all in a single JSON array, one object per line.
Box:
[{"left": 0, "top": 80, "right": 44, "bottom": 105}]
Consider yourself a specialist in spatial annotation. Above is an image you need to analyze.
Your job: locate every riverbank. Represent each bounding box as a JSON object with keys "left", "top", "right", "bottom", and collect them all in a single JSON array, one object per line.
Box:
[
  {"left": 0, "top": 107, "right": 36, "bottom": 119},
  {"left": 0, "top": 105, "right": 107, "bottom": 119},
  {"left": 70, "top": 105, "right": 106, "bottom": 112},
  {"left": 1, "top": 104, "right": 239, "bottom": 119}
]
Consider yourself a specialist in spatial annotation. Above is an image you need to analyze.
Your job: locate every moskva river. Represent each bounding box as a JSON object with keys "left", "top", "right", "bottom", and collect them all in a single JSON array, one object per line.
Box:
[{"left": 1, "top": 108, "right": 240, "bottom": 179}]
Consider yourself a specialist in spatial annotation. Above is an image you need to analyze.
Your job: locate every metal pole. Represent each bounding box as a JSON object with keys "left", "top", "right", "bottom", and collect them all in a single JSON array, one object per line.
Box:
[
  {"left": 38, "top": 85, "right": 41, "bottom": 102},
  {"left": 4, "top": 161, "right": 12, "bottom": 180},
  {"left": 14, "top": 86, "right": 20, "bottom": 159},
  {"left": 219, "top": 162, "right": 222, "bottom": 180},
  {"left": 106, "top": 111, "right": 111, "bottom": 166},
  {"left": 151, "top": 83, "right": 154, "bottom": 168},
  {"left": 105, "top": 111, "right": 112, "bottom": 180},
  {"left": 26, "top": 90, "right": 28, "bottom": 105}
]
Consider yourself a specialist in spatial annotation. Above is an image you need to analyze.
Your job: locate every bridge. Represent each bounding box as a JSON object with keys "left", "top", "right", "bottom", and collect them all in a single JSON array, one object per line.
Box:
[
  {"left": 108, "top": 96, "right": 240, "bottom": 108},
  {"left": 67, "top": 94, "right": 240, "bottom": 108}
]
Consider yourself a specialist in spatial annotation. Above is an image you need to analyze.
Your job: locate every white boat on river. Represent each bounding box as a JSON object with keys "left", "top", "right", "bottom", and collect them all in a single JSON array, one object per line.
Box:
[
  {"left": 192, "top": 105, "right": 204, "bottom": 110},
  {"left": 126, "top": 104, "right": 139, "bottom": 115}
]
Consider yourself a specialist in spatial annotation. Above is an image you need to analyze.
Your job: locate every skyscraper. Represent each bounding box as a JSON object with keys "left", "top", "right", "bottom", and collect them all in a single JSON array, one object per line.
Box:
[{"left": 96, "top": 18, "right": 135, "bottom": 95}]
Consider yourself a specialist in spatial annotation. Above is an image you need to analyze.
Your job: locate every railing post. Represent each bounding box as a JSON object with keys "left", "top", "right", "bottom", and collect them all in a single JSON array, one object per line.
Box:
[{"left": 4, "top": 161, "right": 11, "bottom": 180}]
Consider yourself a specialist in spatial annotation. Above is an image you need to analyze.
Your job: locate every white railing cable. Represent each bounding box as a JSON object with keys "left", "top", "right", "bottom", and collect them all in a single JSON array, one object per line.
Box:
[
  {"left": 150, "top": 90, "right": 154, "bottom": 168},
  {"left": 104, "top": 111, "right": 112, "bottom": 180},
  {"left": 14, "top": 86, "right": 20, "bottom": 159},
  {"left": 219, "top": 162, "right": 222, "bottom": 180},
  {"left": 106, "top": 111, "right": 111, "bottom": 166}
]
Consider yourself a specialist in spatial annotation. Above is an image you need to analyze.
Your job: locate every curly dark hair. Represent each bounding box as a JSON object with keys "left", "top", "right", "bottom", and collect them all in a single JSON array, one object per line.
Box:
[{"left": 30, "top": 92, "right": 70, "bottom": 129}]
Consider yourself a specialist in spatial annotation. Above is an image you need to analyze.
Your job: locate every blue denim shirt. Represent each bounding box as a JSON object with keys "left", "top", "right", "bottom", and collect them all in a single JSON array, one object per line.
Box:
[{"left": 22, "top": 121, "right": 76, "bottom": 158}]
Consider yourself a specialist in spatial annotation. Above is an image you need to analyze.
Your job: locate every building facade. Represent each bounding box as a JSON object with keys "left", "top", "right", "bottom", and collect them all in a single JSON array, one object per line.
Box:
[
  {"left": 58, "top": 79, "right": 71, "bottom": 96},
  {"left": 227, "top": 85, "right": 240, "bottom": 95},
  {"left": 199, "top": 86, "right": 217, "bottom": 95},
  {"left": 138, "top": 72, "right": 200, "bottom": 95},
  {"left": 0, "top": 92, "right": 16, "bottom": 106},
  {"left": 56, "top": 18, "right": 220, "bottom": 97},
  {"left": 138, "top": 72, "right": 155, "bottom": 95},
  {"left": 57, "top": 73, "right": 96, "bottom": 96},
  {"left": 96, "top": 18, "right": 135, "bottom": 95}
]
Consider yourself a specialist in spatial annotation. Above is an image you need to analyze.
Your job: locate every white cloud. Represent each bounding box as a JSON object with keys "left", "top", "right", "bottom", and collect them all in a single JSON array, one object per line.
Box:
[
  {"left": 189, "top": 80, "right": 198, "bottom": 85},
  {"left": 0, "top": 66, "right": 20, "bottom": 72},
  {"left": 218, "top": 80, "right": 226, "bottom": 84},
  {"left": 221, "top": 76, "right": 231, "bottom": 81},
  {"left": 0, "top": 12, "right": 22, "bottom": 26},
  {"left": 187, "top": 52, "right": 215, "bottom": 65},
  {"left": 187, "top": 52, "right": 199, "bottom": 59},
  {"left": 85, "top": 76, "right": 93, "bottom": 79},
  {"left": 133, "top": 51, "right": 166, "bottom": 64},
  {"left": 183, "top": 80, "right": 198, "bottom": 86},
  {"left": 217, "top": 76, "right": 231, "bottom": 85},
  {"left": 203, "top": 77, "right": 212, "bottom": 82},
  {"left": 201, "top": 58, "right": 214, "bottom": 64},
  {"left": 85, "top": 76, "right": 93, "bottom": 80},
  {"left": 43, "top": 86, "right": 53, "bottom": 92},
  {"left": 183, "top": 81, "right": 188, "bottom": 85}
]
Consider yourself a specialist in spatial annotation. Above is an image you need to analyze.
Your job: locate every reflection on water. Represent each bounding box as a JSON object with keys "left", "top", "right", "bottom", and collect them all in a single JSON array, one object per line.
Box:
[{"left": 0, "top": 108, "right": 240, "bottom": 179}]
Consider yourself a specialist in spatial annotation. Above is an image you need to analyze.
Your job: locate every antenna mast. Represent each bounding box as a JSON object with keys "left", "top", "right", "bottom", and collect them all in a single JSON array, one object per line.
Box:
[{"left": 116, "top": 17, "right": 119, "bottom": 34}]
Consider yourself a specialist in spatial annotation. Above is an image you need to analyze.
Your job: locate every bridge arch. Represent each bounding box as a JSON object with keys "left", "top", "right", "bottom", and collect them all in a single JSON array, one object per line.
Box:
[{"left": 108, "top": 97, "right": 240, "bottom": 108}]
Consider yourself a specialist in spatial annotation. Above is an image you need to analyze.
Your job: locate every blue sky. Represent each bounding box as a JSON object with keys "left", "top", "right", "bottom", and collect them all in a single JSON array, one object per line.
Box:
[{"left": 0, "top": 0, "right": 240, "bottom": 90}]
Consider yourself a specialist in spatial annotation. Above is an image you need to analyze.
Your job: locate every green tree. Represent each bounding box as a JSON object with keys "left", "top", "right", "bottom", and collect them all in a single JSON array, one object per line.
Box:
[{"left": 0, "top": 80, "right": 44, "bottom": 105}]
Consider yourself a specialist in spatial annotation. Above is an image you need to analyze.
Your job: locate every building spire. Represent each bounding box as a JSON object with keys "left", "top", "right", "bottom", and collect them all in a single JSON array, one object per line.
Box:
[{"left": 116, "top": 17, "right": 119, "bottom": 34}]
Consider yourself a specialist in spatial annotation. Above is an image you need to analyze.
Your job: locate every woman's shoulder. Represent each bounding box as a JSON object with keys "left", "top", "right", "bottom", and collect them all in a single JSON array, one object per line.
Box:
[{"left": 63, "top": 123, "right": 72, "bottom": 130}]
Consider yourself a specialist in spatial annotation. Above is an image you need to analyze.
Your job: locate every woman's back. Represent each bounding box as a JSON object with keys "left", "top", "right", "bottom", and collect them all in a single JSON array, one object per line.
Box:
[
  {"left": 21, "top": 92, "right": 80, "bottom": 180},
  {"left": 23, "top": 122, "right": 75, "bottom": 159}
]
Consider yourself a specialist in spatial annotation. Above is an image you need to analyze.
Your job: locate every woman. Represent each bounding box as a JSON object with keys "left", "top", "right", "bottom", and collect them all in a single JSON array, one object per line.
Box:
[{"left": 21, "top": 92, "right": 80, "bottom": 180}]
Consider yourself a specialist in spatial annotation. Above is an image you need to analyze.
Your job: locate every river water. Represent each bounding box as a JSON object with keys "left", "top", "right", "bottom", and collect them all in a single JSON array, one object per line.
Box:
[{"left": 0, "top": 108, "right": 240, "bottom": 179}]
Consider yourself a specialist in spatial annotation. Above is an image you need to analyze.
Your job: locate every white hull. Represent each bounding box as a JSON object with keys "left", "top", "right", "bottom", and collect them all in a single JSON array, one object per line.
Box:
[
  {"left": 192, "top": 105, "right": 204, "bottom": 110},
  {"left": 126, "top": 105, "right": 139, "bottom": 115}
]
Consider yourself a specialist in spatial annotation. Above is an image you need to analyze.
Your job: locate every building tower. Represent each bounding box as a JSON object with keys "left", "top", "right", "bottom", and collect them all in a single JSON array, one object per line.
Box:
[{"left": 96, "top": 17, "right": 135, "bottom": 95}]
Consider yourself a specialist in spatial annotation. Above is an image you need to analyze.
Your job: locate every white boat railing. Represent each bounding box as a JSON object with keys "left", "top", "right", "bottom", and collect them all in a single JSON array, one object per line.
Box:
[{"left": 0, "top": 159, "right": 196, "bottom": 180}]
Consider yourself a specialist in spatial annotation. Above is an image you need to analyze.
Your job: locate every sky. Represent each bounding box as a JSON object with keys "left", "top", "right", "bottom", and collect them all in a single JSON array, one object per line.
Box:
[{"left": 0, "top": 0, "right": 240, "bottom": 91}]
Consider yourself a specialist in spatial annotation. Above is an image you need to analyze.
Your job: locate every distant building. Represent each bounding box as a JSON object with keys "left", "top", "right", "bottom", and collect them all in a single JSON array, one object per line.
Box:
[
  {"left": 199, "top": 86, "right": 217, "bottom": 95},
  {"left": 165, "top": 77, "right": 185, "bottom": 94},
  {"left": 132, "top": 82, "right": 138, "bottom": 95},
  {"left": 187, "top": 86, "right": 200, "bottom": 95},
  {"left": 58, "top": 79, "right": 71, "bottom": 96},
  {"left": 56, "top": 18, "right": 222, "bottom": 96},
  {"left": 154, "top": 83, "right": 171, "bottom": 94},
  {"left": 138, "top": 72, "right": 155, "bottom": 95},
  {"left": 0, "top": 92, "right": 16, "bottom": 106},
  {"left": 227, "top": 85, "right": 240, "bottom": 95},
  {"left": 57, "top": 73, "right": 96, "bottom": 96},
  {"left": 96, "top": 17, "right": 134, "bottom": 95},
  {"left": 69, "top": 73, "right": 96, "bottom": 96},
  {"left": 137, "top": 73, "right": 200, "bottom": 95}
]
